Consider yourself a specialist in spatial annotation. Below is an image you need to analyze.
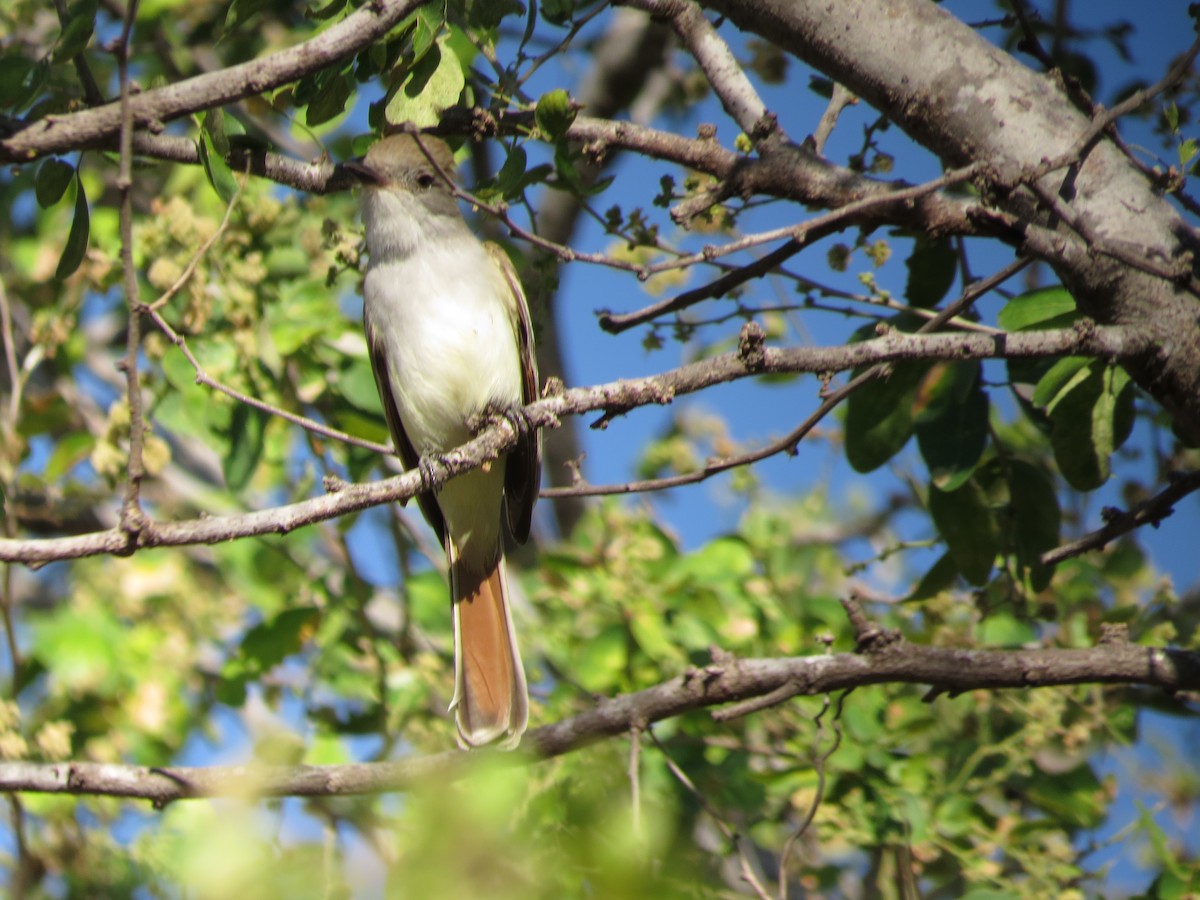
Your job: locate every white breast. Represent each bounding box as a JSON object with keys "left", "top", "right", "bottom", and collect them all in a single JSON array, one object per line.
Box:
[{"left": 362, "top": 215, "right": 523, "bottom": 456}]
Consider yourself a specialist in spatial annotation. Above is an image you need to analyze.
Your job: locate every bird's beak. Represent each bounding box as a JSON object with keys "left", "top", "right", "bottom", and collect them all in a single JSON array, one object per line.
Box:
[{"left": 341, "top": 158, "right": 388, "bottom": 187}]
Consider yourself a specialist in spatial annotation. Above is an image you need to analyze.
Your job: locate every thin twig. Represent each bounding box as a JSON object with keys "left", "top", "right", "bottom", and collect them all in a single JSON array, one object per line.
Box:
[
  {"left": 1041, "top": 469, "right": 1200, "bottom": 566},
  {"left": 144, "top": 307, "right": 393, "bottom": 457},
  {"left": 647, "top": 727, "right": 773, "bottom": 900},
  {"left": 811, "top": 83, "right": 856, "bottom": 156},
  {"left": 629, "top": 723, "right": 643, "bottom": 840},
  {"left": 147, "top": 173, "right": 243, "bottom": 311},
  {"left": 116, "top": 0, "right": 146, "bottom": 529},
  {"left": 547, "top": 256, "right": 1031, "bottom": 499},
  {"left": 598, "top": 160, "right": 985, "bottom": 333},
  {"left": 0, "top": 279, "right": 21, "bottom": 436}
]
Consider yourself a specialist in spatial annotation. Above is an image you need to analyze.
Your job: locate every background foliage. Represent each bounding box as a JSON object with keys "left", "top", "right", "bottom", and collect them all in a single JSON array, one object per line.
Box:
[{"left": 0, "top": 0, "right": 1198, "bottom": 896}]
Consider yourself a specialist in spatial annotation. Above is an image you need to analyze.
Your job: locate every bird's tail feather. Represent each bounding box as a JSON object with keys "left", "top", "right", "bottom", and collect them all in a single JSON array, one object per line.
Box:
[{"left": 450, "top": 551, "right": 529, "bottom": 748}]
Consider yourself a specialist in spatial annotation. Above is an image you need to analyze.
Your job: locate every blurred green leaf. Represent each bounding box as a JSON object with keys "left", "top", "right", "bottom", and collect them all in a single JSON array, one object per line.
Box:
[
  {"left": 574, "top": 625, "right": 627, "bottom": 692},
  {"left": 978, "top": 613, "right": 1036, "bottom": 645},
  {"left": 306, "top": 69, "right": 354, "bottom": 126},
  {"left": 55, "top": 172, "right": 90, "bottom": 279},
  {"left": 1006, "top": 459, "right": 1060, "bottom": 590},
  {"left": 845, "top": 364, "right": 928, "bottom": 473},
  {"left": 35, "top": 159, "right": 75, "bottom": 208},
  {"left": 928, "top": 477, "right": 999, "bottom": 585},
  {"left": 908, "top": 550, "right": 958, "bottom": 601},
  {"left": 540, "top": 0, "right": 574, "bottom": 26},
  {"left": 914, "top": 362, "right": 988, "bottom": 491},
  {"left": 1022, "top": 765, "right": 1105, "bottom": 828},
  {"left": 53, "top": 0, "right": 98, "bottom": 62},
  {"left": 198, "top": 130, "right": 239, "bottom": 203},
  {"left": 0, "top": 55, "right": 43, "bottom": 109},
  {"left": 44, "top": 432, "right": 95, "bottom": 481},
  {"left": 222, "top": 404, "right": 267, "bottom": 491},
  {"left": 32, "top": 607, "right": 123, "bottom": 696},
  {"left": 904, "top": 235, "right": 957, "bottom": 308}
]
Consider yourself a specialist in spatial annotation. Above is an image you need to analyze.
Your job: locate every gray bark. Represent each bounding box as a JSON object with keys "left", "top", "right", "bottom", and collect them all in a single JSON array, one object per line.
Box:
[{"left": 702, "top": 0, "right": 1200, "bottom": 443}]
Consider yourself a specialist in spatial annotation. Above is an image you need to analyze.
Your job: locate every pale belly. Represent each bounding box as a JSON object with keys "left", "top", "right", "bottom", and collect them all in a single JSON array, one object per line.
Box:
[
  {"left": 363, "top": 244, "right": 522, "bottom": 553},
  {"left": 364, "top": 249, "right": 523, "bottom": 456}
]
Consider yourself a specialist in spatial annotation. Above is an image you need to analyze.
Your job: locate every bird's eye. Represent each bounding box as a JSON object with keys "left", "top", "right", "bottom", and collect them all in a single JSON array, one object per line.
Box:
[{"left": 416, "top": 172, "right": 436, "bottom": 189}]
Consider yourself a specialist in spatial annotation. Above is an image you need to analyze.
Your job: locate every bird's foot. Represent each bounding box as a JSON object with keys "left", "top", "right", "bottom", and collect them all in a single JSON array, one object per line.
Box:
[
  {"left": 475, "top": 399, "right": 535, "bottom": 442},
  {"left": 415, "top": 454, "right": 443, "bottom": 493}
]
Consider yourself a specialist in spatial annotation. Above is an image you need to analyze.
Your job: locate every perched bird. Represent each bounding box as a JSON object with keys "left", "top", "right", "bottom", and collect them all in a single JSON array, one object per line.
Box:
[{"left": 345, "top": 134, "right": 540, "bottom": 748}]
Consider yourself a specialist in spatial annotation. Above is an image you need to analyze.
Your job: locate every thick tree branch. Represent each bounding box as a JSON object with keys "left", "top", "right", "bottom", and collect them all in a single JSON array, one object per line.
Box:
[
  {"left": 0, "top": 323, "right": 1149, "bottom": 565},
  {"left": 622, "top": 0, "right": 775, "bottom": 140},
  {"left": 0, "top": 0, "right": 421, "bottom": 163},
  {"left": 0, "top": 624, "right": 1194, "bottom": 801},
  {"left": 699, "top": 0, "right": 1200, "bottom": 442}
]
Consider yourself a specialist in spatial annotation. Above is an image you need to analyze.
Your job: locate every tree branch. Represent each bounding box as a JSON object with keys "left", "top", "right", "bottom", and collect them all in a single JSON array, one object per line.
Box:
[
  {"left": 0, "top": 624, "right": 1194, "bottom": 801},
  {"left": 1041, "top": 469, "right": 1200, "bottom": 566},
  {"left": 0, "top": 322, "right": 1150, "bottom": 565},
  {"left": 700, "top": 0, "right": 1200, "bottom": 442},
  {"left": 0, "top": 0, "right": 422, "bottom": 163}
]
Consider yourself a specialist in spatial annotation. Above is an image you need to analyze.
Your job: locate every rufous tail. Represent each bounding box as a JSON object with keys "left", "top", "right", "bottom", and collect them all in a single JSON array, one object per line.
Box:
[{"left": 450, "top": 551, "right": 529, "bottom": 748}]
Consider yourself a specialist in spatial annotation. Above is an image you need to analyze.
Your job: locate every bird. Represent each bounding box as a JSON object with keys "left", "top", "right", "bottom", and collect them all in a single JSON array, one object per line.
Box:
[{"left": 344, "top": 133, "right": 540, "bottom": 748}]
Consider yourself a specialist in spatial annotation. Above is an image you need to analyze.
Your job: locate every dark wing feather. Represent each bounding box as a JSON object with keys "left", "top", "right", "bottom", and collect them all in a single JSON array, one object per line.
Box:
[
  {"left": 486, "top": 242, "right": 541, "bottom": 545},
  {"left": 365, "top": 312, "right": 447, "bottom": 545}
]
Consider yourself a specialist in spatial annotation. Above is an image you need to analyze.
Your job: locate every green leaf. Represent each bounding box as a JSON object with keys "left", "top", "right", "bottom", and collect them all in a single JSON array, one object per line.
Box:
[
  {"left": 928, "top": 478, "right": 999, "bottom": 586},
  {"left": 904, "top": 235, "right": 957, "bottom": 308},
  {"left": 31, "top": 607, "right": 123, "bottom": 695},
  {"left": 219, "top": 607, "right": 320, "bottom": 704},
  {"left": 224, "top": 0, "right": 271, "bottom": 32},
  {"left": 411, "top": 4, "right": 444, "bottom": 62},
  {"left": 844, "top": 363, "right": 928, "bottom": 473},
  {"left": 574, "top": 625, "right": 627, "bottom": 692},
  {"left": 672, "top": 536, "right": 754, "bottom": 583},
  {"left": 35, "top": 159, "right": 75, "bottom": 208},
  {"left": 222, "top": 404, "right": 267, "bottom": 491},
  {"left": 535, "top": 88, "right": 576, "bottom": 141},
  {"left": 0, "top": 55, "right": 41, "bottom": 108},
  {"left": 1047, "top": 361, "right": 1135, "bottom": 490},
  {"left": 308, "top": 0, "right": 348, "bottom": 20},
  {"left": 629, "top": 610, "right": 681, "bottom": 663},
  {"left": 1179, "top": 137, "right": 1197, "bottom": 168},
  {"left": 306, "top": 70, "right": 354, "bottom": 127},
  {"left": 541, "top": 0, "right": 573, "bottom": 26},
  {"left": 1032, "top": 356, "right": 1090, "bottom": 409},
  {"left": 496, "top": 144, "right": 528, "bottom": 199},
  {"left": 914, "top": 362, "right": 988, "bottom": 491},
  {"left": 339, "top": 359, "right": 383, "bottom": 414},
  {"left": 56, "top": 171, "right": 90, "bottom": 280},
  {"left": 997, "top": 286, "right": 1077, "bottom": 332},
  {"left": 44, "top": 431, "right": 95, "bottom": 481},
  {"left": 53, "top": 0, "right": 98, "bottom": 62},
  {"left": 384, "top": 37, "right": 466, "bottom": 129},
  {"left": 198, "top": 131, "right": 239, "bottom": 203},
  {"left": 1137, "top": 800, "right": 1189, "bottom": 880},
  {"left": 907, "top": 550, "right": 958, "bottom": 601},
  {"left": 1006, "top": 459, "right": 1060, "bottom": 591},
  {"left": 239, "top": 607, "right": 320, "bottom": 672},
  {"left": 978, "top": 613, "right": 1035, "bottom": 645},
  {"left": 1023, "top": 764, "right": 1105, "bottom": 828}
]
